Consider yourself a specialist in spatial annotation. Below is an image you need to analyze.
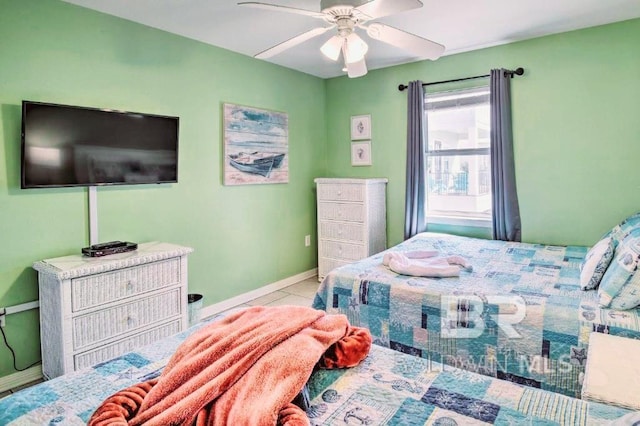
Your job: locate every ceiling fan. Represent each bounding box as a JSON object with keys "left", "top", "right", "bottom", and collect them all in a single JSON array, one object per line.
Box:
[{"left": 238, "top": 0, "right": 445, "bottom": 78}]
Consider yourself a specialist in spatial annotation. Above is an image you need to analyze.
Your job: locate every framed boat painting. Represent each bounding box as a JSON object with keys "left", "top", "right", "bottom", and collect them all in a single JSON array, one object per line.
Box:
[{"left": 223, "top": 103, "right": 289, "bottom": 185}]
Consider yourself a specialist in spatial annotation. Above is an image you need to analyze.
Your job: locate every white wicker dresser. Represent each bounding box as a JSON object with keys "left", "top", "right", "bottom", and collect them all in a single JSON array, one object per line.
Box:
[
  {"left": 314, "top": 178, "right": 387, "bottom": 280},
  {"left": 33, "top": 242, "right": 193, "bottom": 379}
]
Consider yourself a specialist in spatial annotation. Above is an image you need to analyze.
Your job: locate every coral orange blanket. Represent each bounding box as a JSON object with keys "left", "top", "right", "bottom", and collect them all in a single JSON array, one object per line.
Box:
[{"left": 88, "top": 306, "right": 371, "bottom": 426}]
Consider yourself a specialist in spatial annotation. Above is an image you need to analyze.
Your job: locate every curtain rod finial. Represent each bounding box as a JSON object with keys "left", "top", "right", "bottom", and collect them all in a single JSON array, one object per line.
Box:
[
  {"left": 398, "top": 84, "right": 407, "bottom": 92},
  {"left": 515, "top": 67, "right": 524, "bottom": 76}
]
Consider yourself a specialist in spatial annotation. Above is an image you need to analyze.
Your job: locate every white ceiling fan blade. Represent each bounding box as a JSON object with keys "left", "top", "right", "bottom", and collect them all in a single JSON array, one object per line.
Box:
[
  {"left": 355, "top": 0, "right": 423, "bottom": 20},
  {"left": 366, "top": 23, "right": 445, "bottom": 60},
  {"left": 346, "top": 58, "right": 367, "bottom": 78},
  {"left": 255, "top": 27, "right": 331, "bottom": 59},
  {"left": 238, "top": 2, "right": 324, "bottom": 18}
]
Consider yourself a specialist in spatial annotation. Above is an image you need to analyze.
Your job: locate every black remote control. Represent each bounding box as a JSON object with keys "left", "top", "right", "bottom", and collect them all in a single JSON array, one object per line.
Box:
[
  {"left": 82, "top": 242, "right": 138, "bottom": 257},
  {"left": 90, "top": 241, "right": 127, "bottom": 250}
]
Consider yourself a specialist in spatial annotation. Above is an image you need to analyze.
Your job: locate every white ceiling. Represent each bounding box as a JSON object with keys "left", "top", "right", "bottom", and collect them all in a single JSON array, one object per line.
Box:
[{"left": 62, "top": 0, "right": 640, "bottom": 79}]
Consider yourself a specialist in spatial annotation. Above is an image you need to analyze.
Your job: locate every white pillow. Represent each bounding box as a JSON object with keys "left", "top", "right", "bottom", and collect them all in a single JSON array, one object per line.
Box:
[{"left": 580, "top": 236, "right": 615, "bottom": 290}]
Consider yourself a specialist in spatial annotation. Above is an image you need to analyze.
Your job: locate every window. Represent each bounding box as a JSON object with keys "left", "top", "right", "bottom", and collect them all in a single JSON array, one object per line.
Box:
[{"left": 425, "top": 86, "right": 491, "bottom": 226}]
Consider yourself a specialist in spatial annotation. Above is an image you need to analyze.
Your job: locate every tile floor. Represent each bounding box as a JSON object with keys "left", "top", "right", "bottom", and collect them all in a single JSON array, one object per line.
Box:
[
  {"left": 0, "top": 275, "right": 319, "bottom": 400},
  {"left": 222, "top": 276, "right": 317, "bottom": 312},
  {"left": 0, "top": 378, "right": 44, "bottom": 400}
]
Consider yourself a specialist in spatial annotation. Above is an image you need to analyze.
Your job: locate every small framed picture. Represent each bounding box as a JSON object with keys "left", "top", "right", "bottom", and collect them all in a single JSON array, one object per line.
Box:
[
  {"left": 351, "top": 141, "right": 372, "bottom": 166},
  {"left": 350, "top": 114, "right": 371, "bottom": 140}
]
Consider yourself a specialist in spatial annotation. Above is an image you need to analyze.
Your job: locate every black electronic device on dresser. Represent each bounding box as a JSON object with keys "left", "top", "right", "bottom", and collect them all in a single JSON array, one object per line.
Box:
[{"left": 82, "top": 241, "right": 138, "bottom": 257}]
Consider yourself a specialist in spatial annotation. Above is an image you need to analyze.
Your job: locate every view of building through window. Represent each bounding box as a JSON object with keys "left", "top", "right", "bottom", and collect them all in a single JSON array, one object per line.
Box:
[{"left": 425, "top": 86, "right": 491, "bottom": 223}]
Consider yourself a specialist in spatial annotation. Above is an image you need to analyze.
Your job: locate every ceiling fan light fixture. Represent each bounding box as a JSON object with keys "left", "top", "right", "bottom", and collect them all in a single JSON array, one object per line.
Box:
[
  {"left": 320, "top": 36, "right": 342, "bottom": 61},
  {"left": 344, "top": 32, "right": 368, "bottom": 63},
  {"left": 345, "top": 57, "right": 367, "bottom": 78}
]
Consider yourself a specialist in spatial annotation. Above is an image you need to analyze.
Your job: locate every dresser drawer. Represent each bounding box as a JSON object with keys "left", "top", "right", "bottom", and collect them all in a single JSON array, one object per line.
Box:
[
  {"left": 319, "top": 258, "right": 351, "bottom": 279},
  {"left": 319, "top": 220, "right": 365, "bottom": 243},
  {"left": 71, "top": 258, "right": 181, "bottom": 312},
  {"left": 72, "top": 289, "right": 182, "bottom": 350},
  {"left": 318, "top": 202, "right": 364, "bottom": 222},
  {"left": 317, "top": 183, "right": 365, "bottom": 202},
  {"left": 320, "top": 240, "right": 365, "bottom": 261},
  {"left": 73, "top": 320, "right": 182, "bottom": 369}
]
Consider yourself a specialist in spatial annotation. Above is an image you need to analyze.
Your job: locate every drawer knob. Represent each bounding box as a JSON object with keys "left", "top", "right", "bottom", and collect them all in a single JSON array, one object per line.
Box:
[
  {"left": 337, "top": 191, "right": 342, "bottom": 196},
  {"left": 126, "top": 315, "right": 137, "bottom": 326},
  {"left": 126, "top": 281, "right": 134, "bottom": 291}
]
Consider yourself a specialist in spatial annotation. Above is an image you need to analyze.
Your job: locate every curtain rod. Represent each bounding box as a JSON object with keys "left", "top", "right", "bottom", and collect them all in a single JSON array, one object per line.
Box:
[{"left": 397, "top": 67, "right": 524, "bottom": 92}]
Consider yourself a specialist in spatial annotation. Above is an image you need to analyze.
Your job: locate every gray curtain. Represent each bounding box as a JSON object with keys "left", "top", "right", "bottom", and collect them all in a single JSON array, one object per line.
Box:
[
  {"left": 490, "top": 69, "right": 521, "bottom": 241},
  {"left": 404, "top": 80, "right": 427, "bottom": 240}
]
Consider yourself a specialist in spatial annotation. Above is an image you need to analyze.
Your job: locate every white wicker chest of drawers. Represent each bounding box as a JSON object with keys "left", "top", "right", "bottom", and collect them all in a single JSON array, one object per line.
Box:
[
  {"left": 32, "top": 242, "right": 193, "bottom": 379},
  {"left": 314, "top": 178, "right": 388, "bottom": 280}
]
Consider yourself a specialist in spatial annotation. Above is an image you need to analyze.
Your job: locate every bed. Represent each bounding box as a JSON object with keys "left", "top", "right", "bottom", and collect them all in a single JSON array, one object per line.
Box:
[
  {"left": 0, "top": 313, "right": 630, "bottom": 425},
  {"left": 312, "top": 232, "right": 640, "bottom": 398}
]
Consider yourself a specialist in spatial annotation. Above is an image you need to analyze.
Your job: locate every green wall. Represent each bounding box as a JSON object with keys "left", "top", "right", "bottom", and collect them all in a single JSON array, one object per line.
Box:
[
  {"left": 0, "top": 0, "right": 327, "bottom": 379},
  {"left": 325, "top": 18, "right": 640, "bottom": 248}
]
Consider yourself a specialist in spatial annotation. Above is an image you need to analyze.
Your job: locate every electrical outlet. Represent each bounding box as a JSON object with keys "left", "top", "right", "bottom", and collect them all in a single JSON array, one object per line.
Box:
[
  {"left": 305, "top": 235, "right": 311, "bottom": 247},
  {"left": 0, "top": 308, "right": 6, "bottom": 328}
]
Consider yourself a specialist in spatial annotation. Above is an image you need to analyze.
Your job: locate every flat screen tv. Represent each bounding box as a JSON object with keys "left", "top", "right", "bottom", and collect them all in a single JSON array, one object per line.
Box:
[{"left": 21, "top": 100, "right": 179, "bottom": 188}]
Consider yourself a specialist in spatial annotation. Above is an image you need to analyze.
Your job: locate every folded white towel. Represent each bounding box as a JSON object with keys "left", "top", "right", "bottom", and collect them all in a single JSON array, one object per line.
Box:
[
  {"left": 382, "top": 250, "right": 438, "bottom": 266},
  {"left": 383, "top": 251, "right": 472, "bottom": 277}
]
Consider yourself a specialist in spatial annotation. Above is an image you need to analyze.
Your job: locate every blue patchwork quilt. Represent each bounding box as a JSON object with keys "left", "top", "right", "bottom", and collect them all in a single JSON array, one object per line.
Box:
[
  {"left": 313, "top": 232, "right": 640, "bottom": 398},
  {"left": 0, "top": 315, "right": 629, "bottom": 425}
]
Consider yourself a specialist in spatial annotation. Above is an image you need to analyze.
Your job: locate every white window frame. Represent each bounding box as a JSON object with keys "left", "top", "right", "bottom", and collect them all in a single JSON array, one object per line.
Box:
[{"left": 425, "top": 86, "right": 492, "bottom": 229}]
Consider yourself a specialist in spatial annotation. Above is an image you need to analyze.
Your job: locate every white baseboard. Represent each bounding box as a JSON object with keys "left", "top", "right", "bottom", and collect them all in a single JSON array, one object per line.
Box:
[
  {"left": 0, "top": 364, "right": 42, "bottom": 393},
  {"left": 200, "top": 268, "right": 318, "bottom": 319}
]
